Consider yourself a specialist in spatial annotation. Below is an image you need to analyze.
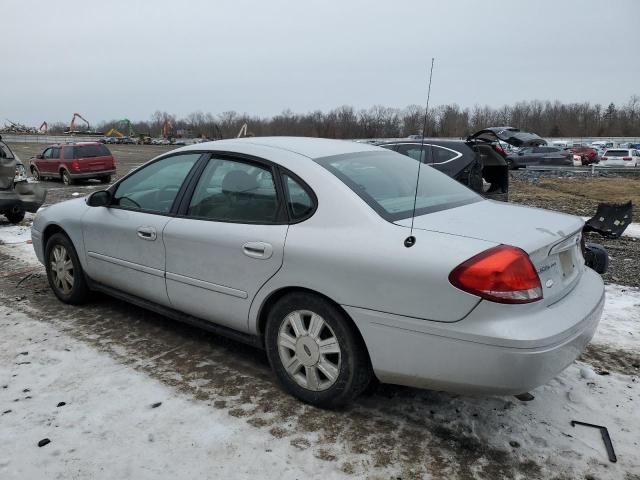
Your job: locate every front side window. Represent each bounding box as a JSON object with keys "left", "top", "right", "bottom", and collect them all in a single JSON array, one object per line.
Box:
[
  {"left": 42, "top": 148, "right": 53, "bottom": 159},
  {"left": 316, "top": 151, "right": 480, "bottom": 221},
  {"left": 113, "top": 153, "right": 200, "bottom": 213},
  {"left": 187, "top": 157, "right": 279, "bottom": 223}
]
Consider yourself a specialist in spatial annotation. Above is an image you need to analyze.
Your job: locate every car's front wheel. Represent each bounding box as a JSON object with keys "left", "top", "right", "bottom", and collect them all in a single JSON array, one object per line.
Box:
[
  {"left": 4, "top": 205, "right": 25, "bottom": 224},
  {"left": 45, "top": 233, "right": 90, "bottom": 304},
  {"left": 265, "top": 292, "right": 372, "bottom": 408}
]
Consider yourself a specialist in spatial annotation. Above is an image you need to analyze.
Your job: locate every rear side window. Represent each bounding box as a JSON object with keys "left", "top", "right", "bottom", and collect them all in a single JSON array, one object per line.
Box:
[
  {"left": 284, "top": 174, "right": 314, "bottom": 221},
  {"left": 187, "top": 158, "right": 280, "bottom": 223},
  {"left": 51, "top": 147, "right": 61, "bottom": 158},
  {"left": 63, "top": 147, "right": 74, "bottom": 159},
  {"left": 604, "top": 150, "right": 628, "bottom": 157},
  {"left": 396, "top": 144, "right": 461, "bottom": 164},
  {"left": 75, "top": 145, "right": 111, "bottom": 158}
]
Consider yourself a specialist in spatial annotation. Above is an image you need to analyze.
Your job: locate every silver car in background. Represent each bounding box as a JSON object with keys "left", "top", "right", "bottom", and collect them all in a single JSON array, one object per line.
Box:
[{"left": 32, "top": 137, "right": 604, "bottom": 407}]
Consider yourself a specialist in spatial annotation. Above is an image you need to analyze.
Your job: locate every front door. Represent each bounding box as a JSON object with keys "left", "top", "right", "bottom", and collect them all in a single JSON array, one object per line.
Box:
[
  {"left": 163, "top": 156, "right": 288, "bottom": 331},
  {"left": 82, "top": 152, "right": 202, "bottom": 306}
]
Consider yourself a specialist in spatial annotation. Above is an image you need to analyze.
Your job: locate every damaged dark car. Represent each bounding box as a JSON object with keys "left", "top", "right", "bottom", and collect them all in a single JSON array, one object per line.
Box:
[
  {"left": 0, "top": 136, "right": 46, "bottom": 223},
  {"left": 376, "top": 126, "right": 547, "bottom": 202}
]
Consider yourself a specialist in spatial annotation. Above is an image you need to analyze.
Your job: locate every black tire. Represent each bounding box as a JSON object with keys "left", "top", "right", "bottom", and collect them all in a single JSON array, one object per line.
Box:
[
  {"left": 5, "top": 206, "right": 25, "bottom": 224},
  {"left": 99, "top": 175, "right": 111, "bottom": 184},
  {"left": 61, "top": 170, "right": 73, "bottom": 185},
  {"left": 30, "top": 166, "right": 40, "bottom": 181},
  {"left": 265, "top": 292, "right": 372, "bottom": 408},
  {"left": 44, "top": 233, "right": 90, "bottom": 304}
]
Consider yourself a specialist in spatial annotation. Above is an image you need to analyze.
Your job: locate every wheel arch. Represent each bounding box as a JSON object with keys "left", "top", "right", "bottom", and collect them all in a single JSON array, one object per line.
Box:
[
  {"left": 42, "top": 224, "right": 69, "bottom": 251},
  {"left": 255, "top": 286, "right": 372, "bottom": 363}
]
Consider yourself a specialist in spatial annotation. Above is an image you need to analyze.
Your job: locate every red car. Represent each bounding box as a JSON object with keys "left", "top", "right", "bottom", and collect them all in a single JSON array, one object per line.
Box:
[
  {"left": 569, "top": 146, "right": 599, "bottom": 165},
  {"left": 30, "top": 142, "right": 116, "bottom": 185}
]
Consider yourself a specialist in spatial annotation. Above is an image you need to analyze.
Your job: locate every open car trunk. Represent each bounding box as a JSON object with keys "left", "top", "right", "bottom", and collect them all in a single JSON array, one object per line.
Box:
[{"left": 467, "top": 126, "right": 547, "bottom": 147}]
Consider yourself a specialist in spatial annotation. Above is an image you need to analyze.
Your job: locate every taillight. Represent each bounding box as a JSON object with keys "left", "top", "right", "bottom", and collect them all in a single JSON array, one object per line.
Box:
[
  {"left": 622, "top": 156, "right": 632, "bottom": 161},
  {"left": 71, "top": 160, "right": 80, "bottom": 170},
  {"left": 448, "top": 245, "right": 542, "bottom": 304},
  {"left": 494, "top": 145, "right": 506, "bottom": 156}
]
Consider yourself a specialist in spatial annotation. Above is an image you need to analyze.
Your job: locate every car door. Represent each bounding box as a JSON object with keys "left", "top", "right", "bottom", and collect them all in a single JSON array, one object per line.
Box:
[
  {"left": 82, "top": 152, "right": 202, "bottom": 306},
  {"left": 163, "top": 155, "right": 289, "bottom": 332},
  {"left": 38, "top": 147, "right": 55, "bottom": 175}
]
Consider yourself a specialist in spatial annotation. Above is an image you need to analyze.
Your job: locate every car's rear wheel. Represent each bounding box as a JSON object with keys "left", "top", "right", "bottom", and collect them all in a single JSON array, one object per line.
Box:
[
  {"left": 4, "top": 206, "right": 25, "bottom": 224},
  {"left": 61, "top": 170, "right": 73, "bottom": 185},
  {"left": 30, "top": 166, "right": 40, "bottom": 181},
  {"left": 45, "top": 233, "right": 90, "bottom": 304},
  {"left": 265, "top": 292, "right": 372, "bottom": 408}
]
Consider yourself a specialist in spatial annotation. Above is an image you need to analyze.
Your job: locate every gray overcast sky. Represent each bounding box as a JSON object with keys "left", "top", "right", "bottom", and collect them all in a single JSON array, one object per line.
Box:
[{"left": 3, "top": 0, "right": 639, "bottom": 125}]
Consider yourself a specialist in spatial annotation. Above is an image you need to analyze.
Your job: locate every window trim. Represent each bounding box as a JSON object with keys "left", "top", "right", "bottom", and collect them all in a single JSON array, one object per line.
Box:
[
  {"left": 105, "top": 151, "right": 209, "bottom": 217},
  {"left": 381, "top": 142, "right": 463, "bottom": 165},
  {"left": 175, "top": 151, "right": 289, "bottom": 225}
]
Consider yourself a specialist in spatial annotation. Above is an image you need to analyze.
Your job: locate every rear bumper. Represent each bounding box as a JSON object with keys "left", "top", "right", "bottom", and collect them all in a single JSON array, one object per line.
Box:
[
  {"left": 68, "top": 169, "right": 116, "bottom": 179},
  {"left": 346, "top": 268, "right": 605, "bottom": 395}
]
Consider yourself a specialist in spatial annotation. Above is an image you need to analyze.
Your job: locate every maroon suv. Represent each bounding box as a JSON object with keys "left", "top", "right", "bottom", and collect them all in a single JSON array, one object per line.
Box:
[{"left": 30, "top": 142, "right": 116, "bottom": 185}]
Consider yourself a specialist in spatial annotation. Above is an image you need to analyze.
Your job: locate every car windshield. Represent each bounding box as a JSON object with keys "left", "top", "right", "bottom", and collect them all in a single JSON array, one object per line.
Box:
[
  {"left": 315, "top": 151, "right": 481, "bottom": 221},
  {"left": 75, "top": 145, "right": 111, "bottom": 158},
  {"left": 604, "top": 150, "right": 629, "bottom": 157}
]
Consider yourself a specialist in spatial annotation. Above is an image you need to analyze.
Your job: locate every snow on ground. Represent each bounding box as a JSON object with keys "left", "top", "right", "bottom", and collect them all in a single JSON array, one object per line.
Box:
[
  {"left": 1, "top": 217, "right": 639, "bottom": 478},
  {"left": 0, "top": 307, "right": 352, "bottom": 480}
]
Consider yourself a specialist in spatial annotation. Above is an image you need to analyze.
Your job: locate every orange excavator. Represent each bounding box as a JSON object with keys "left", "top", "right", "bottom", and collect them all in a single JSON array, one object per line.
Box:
[
  {"left": 39, "top": 121, "right": 48, "bottom": 134},
  {"left": 65, "top": 113, "right": 91, "bottom": 133},
  {"left": 161, "top": 118, "right": 173, "bottom": 138}
]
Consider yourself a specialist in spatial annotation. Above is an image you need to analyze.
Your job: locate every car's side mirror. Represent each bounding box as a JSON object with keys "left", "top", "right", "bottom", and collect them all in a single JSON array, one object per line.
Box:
[
  {"left": 36, "top": 154, "right": 44, "bottom": 159},
  {"left": 87, "top": 190, "right": 112, "bottom": 207}
]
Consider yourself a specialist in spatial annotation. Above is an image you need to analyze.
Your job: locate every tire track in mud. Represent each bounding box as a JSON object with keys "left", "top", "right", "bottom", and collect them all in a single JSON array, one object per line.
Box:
[{"left": 0, "top": 245, "right": 629, "bottom": 479}]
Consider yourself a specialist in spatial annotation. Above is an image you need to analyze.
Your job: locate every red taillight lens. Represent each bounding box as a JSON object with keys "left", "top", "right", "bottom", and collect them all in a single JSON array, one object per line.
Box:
[
  {"left": 71, "top": 160, "right": 80, "bottom": 170},
  {"left": 494, "top": 145, "right": 505, "bottom": 155},
  {"left": 622, "top": 156, "right": 632, "bottom": 161},
  {"left": 449, "top": 245, "right": 542, "bottom": 304}
]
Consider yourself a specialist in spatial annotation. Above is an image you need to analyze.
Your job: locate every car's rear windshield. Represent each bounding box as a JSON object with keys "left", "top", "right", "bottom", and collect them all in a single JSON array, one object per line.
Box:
[
  {"left": 315, "top": 151, "right": 481, "bottom": 221},
  {"left": 74, "top": 145, "right": 111, "bottom": 158},
  {"left": 604, "top": 150, "right": 629, "bottom": 157}
]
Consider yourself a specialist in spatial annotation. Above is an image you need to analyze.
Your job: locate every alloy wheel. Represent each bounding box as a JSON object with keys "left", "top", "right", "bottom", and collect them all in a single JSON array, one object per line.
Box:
[
  {"left": 277, "top": 310, "right": 342, "bottom": 392},
  {"left": 50, "top": 245, "right": 74, "bottom": 294}
]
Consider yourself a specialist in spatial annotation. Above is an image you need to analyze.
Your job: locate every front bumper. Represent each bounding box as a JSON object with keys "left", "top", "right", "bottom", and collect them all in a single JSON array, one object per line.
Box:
[{"left": 346, "top": 268, "right": 605, "bottom": 395}]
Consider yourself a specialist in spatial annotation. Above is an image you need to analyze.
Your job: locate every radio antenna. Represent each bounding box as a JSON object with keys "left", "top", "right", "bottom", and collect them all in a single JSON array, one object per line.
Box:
[{"left": 405, "top": 57, "right": 435, "bottom": 248}]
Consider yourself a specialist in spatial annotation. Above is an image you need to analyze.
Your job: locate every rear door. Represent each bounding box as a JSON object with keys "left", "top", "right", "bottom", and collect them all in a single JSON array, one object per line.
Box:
[
  {"left": 163, "top": 155, "right": 289, "bottom": 332},
  {"left": 82, "top": 152, "right": 202, "bottom": 306}
]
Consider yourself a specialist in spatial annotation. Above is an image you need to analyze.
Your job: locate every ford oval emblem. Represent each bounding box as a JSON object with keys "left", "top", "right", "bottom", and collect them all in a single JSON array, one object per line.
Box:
[{"left": 545, "top": 279, "right": 554, "bottom": 288}]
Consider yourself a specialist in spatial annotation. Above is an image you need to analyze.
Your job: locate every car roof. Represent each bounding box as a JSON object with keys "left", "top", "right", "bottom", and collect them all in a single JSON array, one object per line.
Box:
[
  {"left": 50, "top": 142, "right": 103, "bottom": 147},
  {"left": 177, "top": 136, "right": 381, "bottom": 159}
]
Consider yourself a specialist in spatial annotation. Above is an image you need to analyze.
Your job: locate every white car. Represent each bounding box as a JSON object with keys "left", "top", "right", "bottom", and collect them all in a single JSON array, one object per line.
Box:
[{"left": 600, "top": 148, "right": 640, "bottom": 167}]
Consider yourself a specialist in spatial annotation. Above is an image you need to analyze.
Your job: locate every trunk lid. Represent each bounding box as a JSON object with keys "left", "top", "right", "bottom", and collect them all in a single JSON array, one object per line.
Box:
[
  {"left": 395, "top": 201, "right": 585, "bottom": 305},
  {"left": 467, "top": 126, "right": 547, "bottom": 147}
]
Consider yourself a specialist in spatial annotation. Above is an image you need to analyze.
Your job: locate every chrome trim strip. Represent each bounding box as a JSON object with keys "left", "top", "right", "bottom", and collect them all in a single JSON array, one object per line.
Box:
[
  {"left": 166, "top": 271, "right": 248, "bottom": 299},
  {"left": 87, "top": 251, "right": 164, "bottom": 278}
]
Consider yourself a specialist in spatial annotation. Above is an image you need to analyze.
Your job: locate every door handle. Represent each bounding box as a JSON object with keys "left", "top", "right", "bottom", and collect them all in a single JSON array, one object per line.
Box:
[
  {"left": 136, "top": 226, "right": 157, "bottom": 241},
  {"left": 242, "top": 242, "right": 273, "bottom": 259}
]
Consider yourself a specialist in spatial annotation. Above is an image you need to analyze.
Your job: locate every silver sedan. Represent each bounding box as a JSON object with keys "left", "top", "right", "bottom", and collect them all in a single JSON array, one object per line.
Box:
[{"left": 32, "top": 138, "right": 605, "bottom": 407}]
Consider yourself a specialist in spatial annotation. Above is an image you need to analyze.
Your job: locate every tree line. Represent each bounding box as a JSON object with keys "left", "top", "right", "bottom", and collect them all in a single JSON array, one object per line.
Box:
[{"left": 45, "top": 96, "right": 640, "bottom": 139}]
